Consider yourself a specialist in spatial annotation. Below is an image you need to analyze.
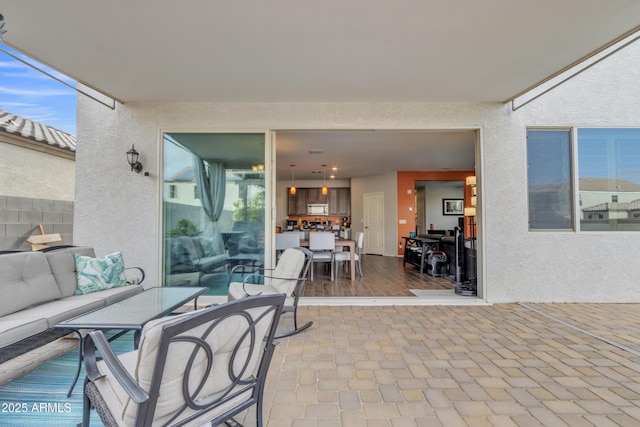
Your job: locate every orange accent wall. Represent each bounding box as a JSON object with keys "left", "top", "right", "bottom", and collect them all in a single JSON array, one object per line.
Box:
[{"left": 397, "top": 171, "right": 474, "bottom": 256}]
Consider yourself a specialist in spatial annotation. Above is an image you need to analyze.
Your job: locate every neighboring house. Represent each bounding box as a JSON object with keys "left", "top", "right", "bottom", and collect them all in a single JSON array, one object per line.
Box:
[
  {"left": 164, "top": 165, "right": 256, "bottom": 234},
  {"left": 164, "top": 166, "right": 200, "bottom": 207},
  {"left": 0, "top": 109, "right": 76, "bottom": 250},
  {"left": 579, "top": 178, "right": 640, "bottom": 216}
]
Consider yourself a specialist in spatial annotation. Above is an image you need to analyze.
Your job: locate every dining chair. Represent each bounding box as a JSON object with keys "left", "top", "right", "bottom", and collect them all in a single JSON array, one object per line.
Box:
[
  {"left": 308, "top": 232, "right": 335, "bottom": 281},
  {"left": 275, "top": 232, "right": 302, "bottom": 258},
  {"left": 334, "top": 231, "right": 364, "bottom": 279}
]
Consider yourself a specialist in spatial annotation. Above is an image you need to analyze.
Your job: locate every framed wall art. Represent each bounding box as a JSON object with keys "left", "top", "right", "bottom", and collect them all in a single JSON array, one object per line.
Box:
[{"left": 442, "top": 198, "right": 464, "bottom": 215}]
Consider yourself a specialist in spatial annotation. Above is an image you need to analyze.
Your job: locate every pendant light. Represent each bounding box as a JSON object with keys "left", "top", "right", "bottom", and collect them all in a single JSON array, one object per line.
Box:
[
  {"left": 290, "top": 164, "right": 297, "bottom": 195},
  {"left": 321, "top": 164, "right": 328, "bottom": 195}
]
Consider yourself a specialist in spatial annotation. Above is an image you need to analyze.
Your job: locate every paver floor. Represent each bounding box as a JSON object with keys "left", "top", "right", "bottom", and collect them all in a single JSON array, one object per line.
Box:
[
  {"left": 264, "top": 304, "right": 640, "bottom": 426},
  {"left": 4, "top": 303, "right": 640, "bottom": 426}
]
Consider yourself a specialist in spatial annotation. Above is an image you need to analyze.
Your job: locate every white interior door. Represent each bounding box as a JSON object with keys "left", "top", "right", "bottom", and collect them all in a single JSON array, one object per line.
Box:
[{"left": 363, "top": 192, "right": 384, "bottom": 255}]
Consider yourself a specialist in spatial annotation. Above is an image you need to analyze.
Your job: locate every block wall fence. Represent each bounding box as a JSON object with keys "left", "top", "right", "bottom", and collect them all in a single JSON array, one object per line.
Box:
[{"left": 0, "top": 195, "right": 73, "bottom": 251}]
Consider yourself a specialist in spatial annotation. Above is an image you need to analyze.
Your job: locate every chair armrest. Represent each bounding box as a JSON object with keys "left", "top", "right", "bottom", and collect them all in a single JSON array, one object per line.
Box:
[
  {"left": 241, "top": 273, "right": 301, "bottom": 296},
  {"left": 125, "top": 266, "right": 145, "bottom": 285},
  {"left": 228, "top": 265, "right": 275, "bottom": 286},
  {"left": 242, "top": 273, "right": 298, "bottom": 284},
  {"left": 84, "top": 330, "right": 150, "bottom": 404},
  {"left": 230, "top": 265, "right": 274, "bottom": 276}
]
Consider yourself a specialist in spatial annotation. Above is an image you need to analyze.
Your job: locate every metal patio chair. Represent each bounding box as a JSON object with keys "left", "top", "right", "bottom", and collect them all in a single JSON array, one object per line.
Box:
[
  {"left": 228, "top": 247, "right": 313, "bottom": 338},
  {"left": 80, "top": 294, "right": 285, "bottom": 427}
]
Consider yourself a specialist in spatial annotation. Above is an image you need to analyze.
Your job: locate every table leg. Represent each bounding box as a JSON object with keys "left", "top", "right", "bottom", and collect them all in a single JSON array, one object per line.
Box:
[
  {"left": 66, "top": 329, "right": 82, "bottom": 398},
  {"left": 134, "top": 330, "right": 141, "bottom": 349},
  {"left": 350, "top": 246, "right": 356, "bottom": 281}
]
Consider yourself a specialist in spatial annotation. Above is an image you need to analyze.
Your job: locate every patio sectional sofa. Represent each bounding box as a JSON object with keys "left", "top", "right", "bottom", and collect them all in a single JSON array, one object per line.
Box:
[
  {"left": 165, "top": 236, "right": 229, "bottom": 285},
  {"left": 0, "top": 246, "right": 144, "bottom": 363}
]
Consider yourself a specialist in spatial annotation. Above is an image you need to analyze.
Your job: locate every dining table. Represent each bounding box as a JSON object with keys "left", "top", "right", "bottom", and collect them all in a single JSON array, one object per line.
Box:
[{"left": 299, "top": 238, "right": 356, "bottom": 281}]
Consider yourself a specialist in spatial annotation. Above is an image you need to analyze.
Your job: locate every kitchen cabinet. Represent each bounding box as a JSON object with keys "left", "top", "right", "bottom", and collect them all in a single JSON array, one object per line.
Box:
[
  {"left": 287, "top": 189, "right": 307, "bottom": 215},
  {"left": 307, "top": 188, "right": 328, "bottom": 204},
  {"left": 328, "top": 188, "right": 350, "bottom": 215},
  {"left": 288, "top": 187, "right": 350, "bottom": 216}
]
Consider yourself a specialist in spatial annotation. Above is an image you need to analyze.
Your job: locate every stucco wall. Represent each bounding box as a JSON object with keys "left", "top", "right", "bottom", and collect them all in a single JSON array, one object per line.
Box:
[
  {"left": 0, "top": 140, "right": 75, "bottom": 201},
  {"left": 75, "top": 40, "right": 640, "bottom": 302}
]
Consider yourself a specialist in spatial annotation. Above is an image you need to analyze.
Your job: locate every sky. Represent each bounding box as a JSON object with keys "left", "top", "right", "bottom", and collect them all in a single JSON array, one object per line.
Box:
[{"left": 0, "top": 45, "right": 77, "bottom": 135}]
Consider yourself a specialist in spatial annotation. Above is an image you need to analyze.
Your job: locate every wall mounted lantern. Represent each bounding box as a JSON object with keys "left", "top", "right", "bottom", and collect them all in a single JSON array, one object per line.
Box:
[{"left": 126, "top": 145, "right": 143, "bottom": 173}]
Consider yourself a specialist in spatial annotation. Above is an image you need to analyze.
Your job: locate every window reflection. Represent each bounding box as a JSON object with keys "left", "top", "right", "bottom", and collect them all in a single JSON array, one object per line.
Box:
[
  {"left": 162, "top": 133, "right": 265, "bottom": 294},
  {"left": 578, "top": 128, "right": 640, "bottom": 231},
  {"left": 527, "top": 129, "right": 573, "bottom": 230}
]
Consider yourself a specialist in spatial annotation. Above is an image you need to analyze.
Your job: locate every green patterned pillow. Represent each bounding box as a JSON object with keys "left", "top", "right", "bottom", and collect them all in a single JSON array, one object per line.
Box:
[
  {"left": 75, "top": 251, "right": 128, "bottom": 295},
  {"left": 197, "top": 237, "right": 217, "bottom": 257}
]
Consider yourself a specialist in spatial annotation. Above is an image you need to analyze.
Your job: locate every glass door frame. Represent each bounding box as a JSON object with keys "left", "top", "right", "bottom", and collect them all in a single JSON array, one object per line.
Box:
[{"left": 157, "top": 129, "right": 276, "bottom": 286}]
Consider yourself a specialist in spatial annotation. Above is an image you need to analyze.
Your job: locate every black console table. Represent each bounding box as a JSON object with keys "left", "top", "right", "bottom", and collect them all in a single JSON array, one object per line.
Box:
[{"left": 402, "top": 236, "right": 440, "bottom": 273}]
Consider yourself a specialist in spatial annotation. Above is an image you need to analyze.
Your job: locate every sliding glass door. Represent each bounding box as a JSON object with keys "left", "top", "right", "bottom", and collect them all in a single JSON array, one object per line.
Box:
[{"left": 162, "top": 132, "right": 267, "bottom": 295}]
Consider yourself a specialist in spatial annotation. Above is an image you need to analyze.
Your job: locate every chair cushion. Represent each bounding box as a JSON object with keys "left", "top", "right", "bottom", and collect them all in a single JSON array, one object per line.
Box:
[
  {"left": 121, "top": 305, "right": 276, "bottom": 426},
  {"left": 334, "top": 252, "right": 359, "bottom": 261},
  {"left": 0, "top": 252, "right": 62, "bottom": 317},
  {"left": 270, "top": 248, "right": 306, "bottom": 295},
  {"left": 228, "top": 282, "right": 294, "bottom": 307},
  {"left": 75, "top": 252, "right": 128, "bottom": 295},
  {"left": 93, "top": 350, "right": 139, "bottom": 427}
]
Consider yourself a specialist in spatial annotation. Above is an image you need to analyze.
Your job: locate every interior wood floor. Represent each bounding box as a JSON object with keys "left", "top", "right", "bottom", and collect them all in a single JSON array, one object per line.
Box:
[{"left": 301, "top": 254, "right": 457, "bottom": 297}]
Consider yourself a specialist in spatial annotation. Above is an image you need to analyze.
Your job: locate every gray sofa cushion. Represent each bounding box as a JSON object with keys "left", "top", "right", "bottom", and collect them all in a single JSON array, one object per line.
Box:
[
  {"left": 71, "top": 284, "right": 144, "bottom": 306},
  {"left": 0, "top": 317, "right": 49, "bottom": 347},
  {"left": 46, "top": 246, "right": 96, "bottom": 297},
  {"left": 171, "top": 237, "right": 228, "bottom": 274},
  {"left": 0, "top": 252, "right": 62, "bottom": 317},
  {"left": 16, "top": 297, "right": 105, "bottom": 328},
  {"left": 192, "top": 254, "right": 229, "bottom": 273}
]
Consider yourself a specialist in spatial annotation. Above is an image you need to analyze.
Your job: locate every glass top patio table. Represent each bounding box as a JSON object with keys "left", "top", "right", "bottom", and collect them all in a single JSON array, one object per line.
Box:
[
  {"left": 57, "top": 286, "right": 208, "bottom": 330},
  {"left": 55, "top": 286, "right": 207, "bottom": 397}
]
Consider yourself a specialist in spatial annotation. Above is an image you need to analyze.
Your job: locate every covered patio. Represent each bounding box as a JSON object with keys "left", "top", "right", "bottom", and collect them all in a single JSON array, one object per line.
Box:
[{"left": 3, "top": 302, "right": 640, "bottom": 425}]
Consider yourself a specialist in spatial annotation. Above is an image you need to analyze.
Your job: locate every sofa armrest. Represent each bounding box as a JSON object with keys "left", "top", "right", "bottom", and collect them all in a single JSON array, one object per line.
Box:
[{"left": 125, "top": 267, "right": 145, "bottom": 285}]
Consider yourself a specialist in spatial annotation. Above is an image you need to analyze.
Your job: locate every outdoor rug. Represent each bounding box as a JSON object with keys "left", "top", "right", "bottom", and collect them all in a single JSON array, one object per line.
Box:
[{"left": 0, "top": 332, "right": 134, "bottom": 427}]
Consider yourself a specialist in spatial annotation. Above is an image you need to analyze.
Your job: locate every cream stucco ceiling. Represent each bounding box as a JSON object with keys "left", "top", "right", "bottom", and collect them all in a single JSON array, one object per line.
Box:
[
  {"left": 1, "top": 1, "right": 639, "bottom": 104},
  {"left": 1, "top": 1, "right": 639, "bottom": 179}
]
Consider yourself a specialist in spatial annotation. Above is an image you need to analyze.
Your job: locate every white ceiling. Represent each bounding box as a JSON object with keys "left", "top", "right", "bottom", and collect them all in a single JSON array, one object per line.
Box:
[
  {"left": 1, "top": 1, "right": 638, "bottom": 178},
  {"left": 1, "top": 1, "right": 639, "bottom": 104},
  {"left": 275, "top": 130, "right": 476, "bottom": 181}
]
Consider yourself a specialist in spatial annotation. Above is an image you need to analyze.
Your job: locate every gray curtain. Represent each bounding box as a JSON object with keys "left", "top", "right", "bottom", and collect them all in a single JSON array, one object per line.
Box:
[{"left": 193, "top": 157, "right": 226, "bottom": 254}]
